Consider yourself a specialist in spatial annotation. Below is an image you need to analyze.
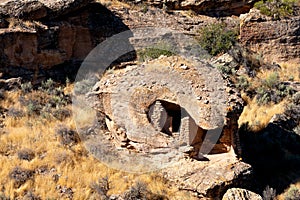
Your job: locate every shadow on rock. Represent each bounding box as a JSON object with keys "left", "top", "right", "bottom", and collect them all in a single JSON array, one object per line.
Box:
[
  {"left": 0, "top": 1, "right": 135, "bottom": 83},
  {"left": 239, "top": 102, "right": 300, "bottom": 195}
]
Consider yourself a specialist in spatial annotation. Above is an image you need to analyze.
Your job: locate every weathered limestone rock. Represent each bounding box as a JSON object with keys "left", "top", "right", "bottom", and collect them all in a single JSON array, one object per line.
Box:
[
  {"left": 240, "top": 9, "right": 300, "bottom": 63},
  {"left": 222, "top": 188, "right": 263, "bottom": 200}
]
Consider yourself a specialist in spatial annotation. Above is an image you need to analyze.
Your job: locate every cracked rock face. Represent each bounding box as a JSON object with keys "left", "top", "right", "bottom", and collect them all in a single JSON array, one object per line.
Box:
[{"left": 240, "top": 9, "right": 300, "bottom": 63}]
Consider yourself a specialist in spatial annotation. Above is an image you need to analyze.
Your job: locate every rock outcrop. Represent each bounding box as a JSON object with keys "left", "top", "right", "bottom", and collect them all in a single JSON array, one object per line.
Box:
[
  {"left": 0, "top": 0, "right": 130, "bottom": 80},
  {"left": 75, "top": 54, "right": 250, "bottom": 197},
  {"left": 240, "top": 9, "right": 300, "bottom": 63},
  {"left": 222, "top": 188, "right": 263, "bottom": 200},
  {"left": 0, "top": 0, "right": 93, "bottom": 20},
  {"left": 121, "top": 0, "right": 254, "bottom": 16}
]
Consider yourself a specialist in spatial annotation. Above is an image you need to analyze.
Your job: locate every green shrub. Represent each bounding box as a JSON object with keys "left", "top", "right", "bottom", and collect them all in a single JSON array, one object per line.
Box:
[
  {"left": 256, "top": 72, "right": 294, "bottom": 105},
  {"left": 236, "top": 75, "right": 251, "bottom": 91},
  {"left": 254, "top": 0, "right": 297, "bottom": 19},
  {"left": 137, "top": 41, "right": 175, "bottom": 62},
  {"left": 21, "top": 82, "right": 32, "bottom": 93},
  {"left": 263, "top": 72, "right": 280, "bottom": 89},
  {"left": 197, "top": 23, "right": 237, "bottom": 56}
]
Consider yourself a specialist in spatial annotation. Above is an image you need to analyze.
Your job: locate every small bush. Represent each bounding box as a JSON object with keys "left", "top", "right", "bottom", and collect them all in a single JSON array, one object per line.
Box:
[
  {"left": 256, "top": 72, "right": 294, "bottom": 105},
  {"left": 26, "top": 100, "right": 42, "bottom": 116},
  {"left": 17, "top": 148, "right": 35, "bottom": 161},
  {"left": 7, "top": 107, "right": 24, "bottom": 118},
  {"left": 284, "top": 185, "right": 300, "bottom": 200},
  {"left": 254, "top": 0, "right": 297, "bottom": 19},
  {"left": 9, "top": 166, "right": 34, "bottom": 188},
  {"left": 263, "top": 185, "right": 276, "bottom": 200},
  {"left": 74, "top": 77, "right": 98, "bottom": 95},
  {"left": 56, "top": 185, "right": 74, "bottom": 199},
  {"left": 23, "top": 191, "right": 41, "bottom": 200},
  {"left": 292, "top": 92, "right": 300, "bottom": 105},
  {"left": 21, "top": 82, "right": 33, "bottom": 93},
  {"left": 90, "top": 176, "right": 111, "bottom": 200},
  {"left": 56, "top": 126, "right": 80, "bottom": 146},
  {"left": 138, "top": 41, "right": 175, "bottom": 62},
  {"left": 124, "top": 181, "right": 148, "bottom": 200},
  {"left": 52, "top": 108, "right": 71, "bottom": 121},
  {"left": 197, "top": 23, "right": 237, "bottom": 56},
  {"left": 236, "top": 75, "right": 251, "bottom": 91}
]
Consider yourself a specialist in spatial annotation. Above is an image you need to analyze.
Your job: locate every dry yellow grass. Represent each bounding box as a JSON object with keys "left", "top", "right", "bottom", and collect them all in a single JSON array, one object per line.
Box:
[
  {"left": 252, "top": 62, "right": 300, "bottom": 85},
  {"left": 278, "top": 62, "right": 300, "bottom": 82},
  {"left": 0, "top": 85, "right": 193, "bottom": 199},
  {"left": 238, "top": 93, "right": 286, "bottom": 131},
  {"left": 238, "top": 61, "right": 299, "bottom": 131}
]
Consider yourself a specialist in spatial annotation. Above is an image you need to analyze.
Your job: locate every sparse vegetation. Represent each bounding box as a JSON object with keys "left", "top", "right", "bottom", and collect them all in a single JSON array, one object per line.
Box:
[
  {"left": 197, "top": 23, "right": 237, "bottom": 56},
  {"left": 263, "top": 185, "right": 277, "bottom": 200},
  {"left": 56, "top": 125, "right": 80, "bottom": 147},
  {"left": 90, "top": 176, "right": 111, "bottom": 199},
  {"left": 283, "top": 185, "right": 300, "bottom": 200},
  {"left": 137, "top": 41, "right": 175, "bottom": 62},
  {"left": 9, "top": 166, "right": 34, "bottom": 188},
  {"left": 0, "top": 81, "right": 189, "bottom": 199},
  {"left": 237, "top": 61, "right": 298, "bottom": 131},
  {"left": 255, "top": 72, "right": 294, "bottom": 105},
  {"left": 17, "top": 148, "right": 35, "bottom": 161},
  {"left": 254, "top": 0, "right": 297, "bottom": 19}
]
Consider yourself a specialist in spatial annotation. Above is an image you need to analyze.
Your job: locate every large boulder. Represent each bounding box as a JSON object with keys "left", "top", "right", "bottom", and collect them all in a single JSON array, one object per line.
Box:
[{"left": 222, "top": 188, "right": 263, "bottom": 200}]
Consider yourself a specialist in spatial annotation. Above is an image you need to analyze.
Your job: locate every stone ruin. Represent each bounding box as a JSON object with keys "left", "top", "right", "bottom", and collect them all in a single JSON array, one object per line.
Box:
[{"left": 80, "top": 56, "right": 244, "bottom": 168}]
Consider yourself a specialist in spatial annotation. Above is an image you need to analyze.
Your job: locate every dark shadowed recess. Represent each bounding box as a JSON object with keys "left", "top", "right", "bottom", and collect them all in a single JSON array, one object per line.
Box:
[
  {"left": 0, "top": 3, "right": 136, "bottom": 83},
  {"left": 239, "top": 106, "right": 300, "bottom": 196}
]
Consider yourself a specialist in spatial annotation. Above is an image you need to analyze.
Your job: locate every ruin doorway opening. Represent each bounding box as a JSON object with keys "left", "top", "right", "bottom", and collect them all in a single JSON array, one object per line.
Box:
[{"left": 147, "top": 100, "right": 182, "bottom": 136}]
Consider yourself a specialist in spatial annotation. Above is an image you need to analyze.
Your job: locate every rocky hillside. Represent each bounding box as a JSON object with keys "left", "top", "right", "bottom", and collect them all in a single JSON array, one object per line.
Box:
[{"left": 0, "top": 0, "right": 299, "bottom": 199}]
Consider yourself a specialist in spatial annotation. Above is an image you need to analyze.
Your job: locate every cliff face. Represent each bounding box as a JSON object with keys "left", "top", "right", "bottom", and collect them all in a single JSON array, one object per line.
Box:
[
  {"left": 121, "top": 0, "right": 254, "bottom": 16},
  {"left": 240, "top": 9, "right": 300, "bottom": 63},
  {"left": 0, "top": 0, "right": 129, "bottom": 80}
]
